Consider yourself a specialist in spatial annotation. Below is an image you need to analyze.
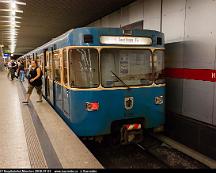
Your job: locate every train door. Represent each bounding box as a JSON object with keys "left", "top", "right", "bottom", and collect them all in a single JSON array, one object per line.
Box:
[
  {"left": 62, "top": 48, "right": 70, "bottom": 119},
  {"left": 42, "top": 50, "right": 48, "bottom": 98},
  {"left": 53, "top": 50, "right": 63, "bottom": 111}
]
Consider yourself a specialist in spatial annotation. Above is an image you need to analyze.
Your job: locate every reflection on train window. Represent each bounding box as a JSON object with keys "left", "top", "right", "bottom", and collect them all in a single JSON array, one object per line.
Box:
[
  {"left": 36, "top": 56, "right": 41, "bottom": 67},
  {"left": 63, "top": 49, "right": 68, "bottom": 85},
  {"left": 68, "top": 48, "right": 99, "bottom": 88},
  {"left": 39, "top": 54, "right": 44, "bottom": 72},
  {"left": 53, "top": 51, "right": 61, "bottom": 82},
  {"left": 45, "top": 53, "right": 49, "bottom": 78},
  {"left": 153, "top": 50, "right": 165, "bottom": 84},
  {"left": 101, "top": 49, "right": 153, "bottom": 87},
  {"left": 49, "top": 52, "right": 53, "bottom": 80}
]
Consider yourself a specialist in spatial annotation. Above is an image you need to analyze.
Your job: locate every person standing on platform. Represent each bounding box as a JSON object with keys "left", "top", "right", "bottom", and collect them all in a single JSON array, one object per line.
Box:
[
  {"left": 16, "top": 60, "right": 21, "bottom": 78},
  {"left": 7, "top": 60, "right": 12, "bottom": 79},
  {"left": 19, "top": 61, "right": 25, "bottom": 82},
  {"left": 10, "top": 60, "right": 16, "bottom": 80},
  {"left": 22, "top": 60, "right": 43, "bottom": 104}
]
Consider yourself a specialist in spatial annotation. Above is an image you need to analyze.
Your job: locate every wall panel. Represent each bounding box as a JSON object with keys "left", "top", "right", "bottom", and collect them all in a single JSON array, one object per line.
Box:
[
  {"left": 120, "top": 5, "right": 130, "bottom": 27},
  {"left": 213, "top": 83, "right": 216, "bottom": 125},
  {"left": 166, "top": 78, "right": 183, "bottom": 115},
  {"left": 162, "top": 0, "right": 186, "bottom": 43},
  {"left": 184, "top": 0, "right": 216, "bottom": 69},
  {"left": 143, "top": 0, "right": 161, "bottom": 31},
  {"left": 128, "top": 0, "right": 144, "bottom": 25},
  {"left": 165, "top": 42, "right": 184, "bottom": 68},
  {"left": 182, "top": 80, "right": 214, "bottom": 124}
]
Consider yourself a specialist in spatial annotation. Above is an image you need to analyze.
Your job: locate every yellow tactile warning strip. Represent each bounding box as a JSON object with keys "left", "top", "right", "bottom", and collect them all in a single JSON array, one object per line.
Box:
[{"left": 17, "top": 82, "right": 48, "bottom": 168}]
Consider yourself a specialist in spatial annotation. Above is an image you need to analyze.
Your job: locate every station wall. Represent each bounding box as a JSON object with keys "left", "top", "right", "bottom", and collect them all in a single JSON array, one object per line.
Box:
[
  {"left": 87, "top": 0, "right": 216, "bottom": 159},
  {"left": 87, "top": 0, "right": 216, "bottom": 127}
]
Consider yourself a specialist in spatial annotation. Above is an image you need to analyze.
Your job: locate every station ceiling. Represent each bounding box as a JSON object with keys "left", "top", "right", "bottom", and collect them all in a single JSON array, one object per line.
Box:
[{"left": 0, "top": 0, "right": 135, "bottom": 55}]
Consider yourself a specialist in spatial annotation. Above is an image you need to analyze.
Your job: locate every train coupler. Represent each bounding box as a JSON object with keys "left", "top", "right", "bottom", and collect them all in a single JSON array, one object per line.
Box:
[{"left": 120, "top": 124, "right": 143, "bottom": 145}]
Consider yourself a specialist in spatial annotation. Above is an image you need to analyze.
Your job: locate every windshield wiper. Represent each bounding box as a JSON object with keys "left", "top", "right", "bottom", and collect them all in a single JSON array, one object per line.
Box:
[{"left": 110, "top": 71, "right": 130, "bottom": 90}]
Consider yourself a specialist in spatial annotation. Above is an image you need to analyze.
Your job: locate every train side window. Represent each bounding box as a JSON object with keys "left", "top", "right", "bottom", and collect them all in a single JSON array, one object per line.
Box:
[
  {"left": 40, "top": 54, "right": 44, "bottom": 74},
  {"left": 53, "top": 51, "right": 61, "bottom": 82},
  {"left": 63, "top": 49, "right": 68, "bottom": 85},
  {"left": 36, "top": 55, "right": 41, "bottom": 67},
  {"left": 68, "top": 48, "right": 99, "bottom": 88},
  {"left": 45, "top": 52, "right": 49, "bottom": 78}
]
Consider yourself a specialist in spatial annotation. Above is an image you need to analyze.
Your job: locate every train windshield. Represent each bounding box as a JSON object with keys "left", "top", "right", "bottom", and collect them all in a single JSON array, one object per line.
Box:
[
  {"left": 101, "top": 49, "right": 153, "bottom": 87},
  {"left": 68, "top": 48, "right": 99, "bottom": 88}
]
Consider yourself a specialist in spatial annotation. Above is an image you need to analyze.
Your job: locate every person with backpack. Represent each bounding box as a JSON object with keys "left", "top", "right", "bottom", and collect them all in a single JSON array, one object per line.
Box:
[
  {"left": 10, "top": 60, "right": 16, "bottom": 80},
  {"left": 22, "top": 60, "right": 43, "bottom": 104}
]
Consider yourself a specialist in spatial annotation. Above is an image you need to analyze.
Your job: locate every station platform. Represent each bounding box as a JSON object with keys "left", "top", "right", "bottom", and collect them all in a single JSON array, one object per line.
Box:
[{"left": 0, "top": 71, "right": 103, "bottom": 169}]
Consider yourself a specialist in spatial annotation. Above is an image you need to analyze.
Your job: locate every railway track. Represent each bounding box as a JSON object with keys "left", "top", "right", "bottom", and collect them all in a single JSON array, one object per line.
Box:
[
  {"left": 135, "top": 143, "right": 170, "bottom": 168},
  {"left": 135, "top": 141, "right": 207, "bottom": 169},
  {"left": 82, "top": 134, "right": 209, "bottom": 169}
]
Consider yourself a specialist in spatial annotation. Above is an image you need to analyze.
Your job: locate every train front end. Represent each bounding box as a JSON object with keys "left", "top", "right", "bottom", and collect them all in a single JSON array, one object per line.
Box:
[{"left": 67, "top": 28, "right": 165, "bottom": 143}]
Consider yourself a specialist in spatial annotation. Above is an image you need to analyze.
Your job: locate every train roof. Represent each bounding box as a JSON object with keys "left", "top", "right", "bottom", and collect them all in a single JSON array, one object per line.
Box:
[{"left": 21, "top": 27, "right": 165, "bottom": 58}]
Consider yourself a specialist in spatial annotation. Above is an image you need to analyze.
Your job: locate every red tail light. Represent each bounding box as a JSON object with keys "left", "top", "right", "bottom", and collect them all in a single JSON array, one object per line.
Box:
[
  {"left": 86, "top": 102, "right": 99, "bottom": 111},
  {"left": 124, "top": 124, "right": 142, "bottom": 131}
]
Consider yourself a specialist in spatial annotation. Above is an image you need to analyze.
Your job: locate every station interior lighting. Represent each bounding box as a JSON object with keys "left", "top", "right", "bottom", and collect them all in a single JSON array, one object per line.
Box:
[{"left": 0, "top": 0, "right": 26, "bottom": 54}]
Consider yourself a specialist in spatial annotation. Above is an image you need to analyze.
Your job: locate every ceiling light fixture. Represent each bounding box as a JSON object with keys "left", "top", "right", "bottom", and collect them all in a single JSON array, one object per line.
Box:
[
  {"left": 0, "top": 0, "right": 26, "bottom": 54},
  {"left": 0, "top": 15, "right": 22, "bottom": 19},
  {"left": 0, "top": 0, "right": 26, "bottom": 5},
  {"left": 0, "top": 9, "right": 23, "bottom": 13}
]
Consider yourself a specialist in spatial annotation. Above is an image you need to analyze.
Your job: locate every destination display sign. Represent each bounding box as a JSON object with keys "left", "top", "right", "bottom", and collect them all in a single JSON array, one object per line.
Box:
[{"left": 100, "top": 36, "right": 152, "bottom": 46}]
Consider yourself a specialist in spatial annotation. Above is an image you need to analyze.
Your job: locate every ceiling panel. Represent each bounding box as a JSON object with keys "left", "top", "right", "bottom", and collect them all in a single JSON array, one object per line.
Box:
[{"left": 4, "top": 0, "right": 135, "bottom": 55}]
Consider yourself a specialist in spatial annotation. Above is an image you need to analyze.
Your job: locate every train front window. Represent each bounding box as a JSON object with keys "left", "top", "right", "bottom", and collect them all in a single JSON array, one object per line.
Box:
[
  {"left": 153, "top": 50, "right": 165, "bottom": 84},
  {"left": 101, "top": 49, "right": 153, "bottom": 88},
  {"left": 69, "top": 48, "right": 99, "bottom": 88}
]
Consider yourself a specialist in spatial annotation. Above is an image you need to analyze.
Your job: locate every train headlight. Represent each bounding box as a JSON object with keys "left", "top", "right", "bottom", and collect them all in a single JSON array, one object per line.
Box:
[
  {"left": 155, "top": 96, "right": 164, "bottom": 105},
  {"left": 85, "top": 102, "right": 99, "bottom": 111}
]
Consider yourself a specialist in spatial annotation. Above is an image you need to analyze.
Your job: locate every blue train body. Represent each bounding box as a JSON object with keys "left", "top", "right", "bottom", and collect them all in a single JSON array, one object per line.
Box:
[
  {"left": 20, "top": 27, "right": 165, "bottom": 139},
  {"left": 55, "top": 87, "right": 165, "bottom": 136}
]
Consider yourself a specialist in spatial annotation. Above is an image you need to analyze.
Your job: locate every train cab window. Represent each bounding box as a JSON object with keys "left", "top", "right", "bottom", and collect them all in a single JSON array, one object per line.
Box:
[
  {"left": 101, "top": 49, "right": 153, "bottom": 87},
  {"left": 68, "top": 48, "right": 99, "bottom": 88},
  {"left": 53, "top": 51, "right": 61, "bottom": 82},
  {"left": 63, "top": 49, "right": 68, "bottom": 85},
  {"left": 153, "top": 50, "right": 165, "bottom": 84}
]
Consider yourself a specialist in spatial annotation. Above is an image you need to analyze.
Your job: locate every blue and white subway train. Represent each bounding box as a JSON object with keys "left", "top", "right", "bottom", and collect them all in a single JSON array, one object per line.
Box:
[{"left": 19, "top": 27, "right": 165, "bottom": 143}]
